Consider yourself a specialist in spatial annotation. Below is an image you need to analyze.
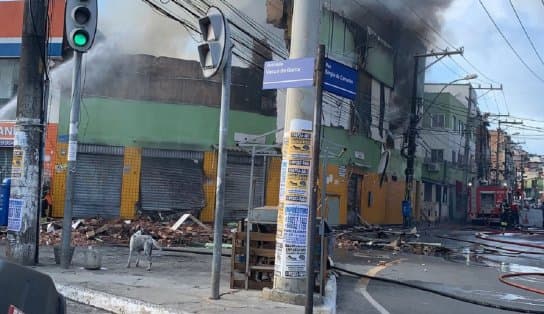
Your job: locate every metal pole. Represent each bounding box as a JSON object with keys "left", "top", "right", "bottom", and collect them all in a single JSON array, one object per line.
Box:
[
  {"left": 272, "top": 0, "right": 321, "bottom": 297},
  {"left": 305, "top": 44, "right": 325, "bottom": 314},
  {"left": 60, "top": 51, "right": 83, "bottom": 269},
  {"left": 245, "top": 145, "right": 256, "bottom": 290},
  {"left": 496, "top": 122, "right": 501, "bottom": 185},
  {"left": 463, "top": 87, "right": 473, "bottom": 221},
  {"left": 210, "top": 46, "right": 232, "bottom": 300},
  {"left": 319, "top": 146, "right": 329, "bottom": 298},
  {"left": 6, "top": 0, "right": 47, "bottom": 265}
]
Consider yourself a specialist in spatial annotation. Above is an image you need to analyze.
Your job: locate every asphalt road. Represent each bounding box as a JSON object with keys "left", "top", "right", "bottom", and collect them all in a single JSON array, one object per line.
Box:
[
  {"left": 335, "top": 228, "right": 544, "bottom": 314},
  {"left": 337, "top": 275, "right": 514, "bottom": 314}
]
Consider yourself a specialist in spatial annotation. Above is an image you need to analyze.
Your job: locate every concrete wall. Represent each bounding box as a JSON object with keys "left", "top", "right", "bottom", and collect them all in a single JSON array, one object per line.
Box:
[{"left": 58, "top": 97, "right": 277, "bottom": 150}]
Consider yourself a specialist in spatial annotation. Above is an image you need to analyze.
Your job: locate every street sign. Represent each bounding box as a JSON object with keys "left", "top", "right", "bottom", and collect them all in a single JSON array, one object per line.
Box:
[
  {"left": 262, "top": 57, "right": 315, "bottom": 90},
  {"left": 323, "top": 58, "right": 358, "bottom": 100}
]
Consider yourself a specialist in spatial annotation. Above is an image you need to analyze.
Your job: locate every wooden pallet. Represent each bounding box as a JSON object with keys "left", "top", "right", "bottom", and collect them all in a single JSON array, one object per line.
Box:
[{"left": 230, "top": 222, "right": 276, "bottom": 290}]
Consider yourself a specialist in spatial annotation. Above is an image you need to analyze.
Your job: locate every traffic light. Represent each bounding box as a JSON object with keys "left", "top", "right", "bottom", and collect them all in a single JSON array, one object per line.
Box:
[
  {"left": 197, "top": 7, "right": 230, "bottom": 78},
  {"left": 65, "top": 0, "right": 97, "bottom": 53}
]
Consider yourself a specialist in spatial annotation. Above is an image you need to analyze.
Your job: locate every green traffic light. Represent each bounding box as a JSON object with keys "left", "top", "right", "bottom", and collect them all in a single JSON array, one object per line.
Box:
[{"left": 73, "top": 31, "right": 88, "bottom": 47}]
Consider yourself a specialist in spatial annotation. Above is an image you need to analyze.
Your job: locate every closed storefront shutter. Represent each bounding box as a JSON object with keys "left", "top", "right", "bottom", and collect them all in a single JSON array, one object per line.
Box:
[
  {"left": 140, "top": 149, "right": 204, "bottom": 212},
  {"left": 73, "top": 145, "right": 124, "bottom": 218},
  {"left": 224, "top": 154, "right": 265, "bottom": 222}
]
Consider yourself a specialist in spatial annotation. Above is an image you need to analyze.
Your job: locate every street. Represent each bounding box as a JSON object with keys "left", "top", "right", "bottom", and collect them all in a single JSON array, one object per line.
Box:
[{"left": 335, "top": 228, "right": 544, "bottom": 314}]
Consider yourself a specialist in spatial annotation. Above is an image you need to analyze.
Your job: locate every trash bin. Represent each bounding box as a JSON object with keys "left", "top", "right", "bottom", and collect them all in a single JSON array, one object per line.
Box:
[{"left": 0, "top": 178, "right": 10, "bottom": 226}]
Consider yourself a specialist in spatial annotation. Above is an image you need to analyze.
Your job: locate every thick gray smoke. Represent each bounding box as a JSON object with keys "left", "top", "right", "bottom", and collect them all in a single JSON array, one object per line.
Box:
[{"left": 327, "top": 0, "right": 454, "bottom": 132}]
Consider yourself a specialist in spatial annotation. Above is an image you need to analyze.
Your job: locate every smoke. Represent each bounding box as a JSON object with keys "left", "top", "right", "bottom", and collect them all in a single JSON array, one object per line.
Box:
[
  {"left": 326, "top": 0, "right": 453, "bottom": 133},
  {"left": 0, "top": 0, "right": 198, "bottom": 120}
]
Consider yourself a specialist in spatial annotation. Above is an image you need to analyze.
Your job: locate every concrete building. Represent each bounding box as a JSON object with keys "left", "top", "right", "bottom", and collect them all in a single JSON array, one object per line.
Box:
[
  {"left": 419, "top": 85, "right": 479, "bottom": 222},
  {"left": 1, "top": 2, "right": 455, "bottom": 226}
]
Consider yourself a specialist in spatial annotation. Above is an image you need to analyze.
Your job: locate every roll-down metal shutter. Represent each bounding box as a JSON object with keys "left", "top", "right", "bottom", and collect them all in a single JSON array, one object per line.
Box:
[
  {"left": 73, "top": 145, "right": 124, "bottom": 218},
  {"left": 140, "top": 149, "right": 204, "bottom": 212},
  {"left": 224, "top": 154, "right": 265, "bottom": 222},
  {"left": 0, "top": 147, "right": 12, "bottom": 183}
]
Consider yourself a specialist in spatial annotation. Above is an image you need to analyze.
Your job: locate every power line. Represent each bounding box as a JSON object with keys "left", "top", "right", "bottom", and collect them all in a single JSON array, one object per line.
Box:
[
  {"left": 478, "top": 0, "right": 544, "bottom": 83},
  {"left": 509, "top": 0, "right": 544, "bottom": 68}
]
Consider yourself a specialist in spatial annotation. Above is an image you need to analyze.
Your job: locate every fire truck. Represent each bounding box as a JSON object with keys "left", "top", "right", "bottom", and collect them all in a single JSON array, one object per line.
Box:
[{"left": 469, "top": 186, "right": 508, "bottom": 224}]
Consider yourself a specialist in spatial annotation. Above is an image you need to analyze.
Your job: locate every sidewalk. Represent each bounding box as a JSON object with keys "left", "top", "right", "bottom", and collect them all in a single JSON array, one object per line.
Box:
[{"left": 1, "top": 243, "right": 334, "bottom": 313}]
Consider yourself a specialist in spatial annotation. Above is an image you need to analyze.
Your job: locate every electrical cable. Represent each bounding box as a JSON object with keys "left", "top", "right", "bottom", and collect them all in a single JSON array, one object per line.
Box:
[
  {"left": 478, "top": 0, "right": 544, "bottom": 84},
  {"left": 332, "top": 265, "right": 544, "bottom": 313},
  {"left": 509, "top": 0, "right": 544, "bottom": 68}
]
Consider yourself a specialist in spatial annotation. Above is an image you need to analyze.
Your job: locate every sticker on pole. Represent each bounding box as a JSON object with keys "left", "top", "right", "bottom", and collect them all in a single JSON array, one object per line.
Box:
[
  {"left": 276, "top": 204, "right": 308, "bottom": 278},
  {"left": 324, "top": 58, "right": 358, "bottom": 100},
  {"left": 7, "top": 198, "right": 24, "bottom": 232},
  {"left": 262, "top": 57, "right": 315, "bottom": 90}
]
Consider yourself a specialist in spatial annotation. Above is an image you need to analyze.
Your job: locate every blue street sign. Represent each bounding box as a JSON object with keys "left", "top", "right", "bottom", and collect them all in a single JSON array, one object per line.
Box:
[
  {"left": 323, "top": 58, "right": 358, "bottom": 100},
  {"left": 262, "top": 57, "right": 315, "bottom": 90}
]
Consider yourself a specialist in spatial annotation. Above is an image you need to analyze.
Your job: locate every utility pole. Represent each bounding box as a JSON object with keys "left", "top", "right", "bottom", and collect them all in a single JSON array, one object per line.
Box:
[
  {"left": 268, "top": 0, "right": 321, "bottom": 304},
  {"left": 404, "top": 48, "right": 463, "bottom": 203},
  {"left": 462, "top": 84, "right": 502, "bottom": 220},
  {"left": 5, "top": 0, "right": 47, "bottom": 265}
]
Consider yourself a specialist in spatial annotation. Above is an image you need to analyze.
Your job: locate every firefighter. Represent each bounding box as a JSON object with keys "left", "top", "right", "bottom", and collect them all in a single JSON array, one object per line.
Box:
[{"left": 500, "top": 200, "right": 509, "bottom": 231}]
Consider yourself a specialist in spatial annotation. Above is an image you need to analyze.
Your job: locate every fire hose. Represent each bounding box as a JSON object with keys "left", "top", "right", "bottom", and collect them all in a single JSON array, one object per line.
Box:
[
  {"left": 332, "top": 265, "right": 544, "bottom": 313},
  {"left": 436, "top": 235, "right": 544, "bottom": 255},
  {"left": 476, "top": 231, "right": 544, "bottom": 250},
  {"left": 499, "top": 273, "right": 544, "bottom": 295}
]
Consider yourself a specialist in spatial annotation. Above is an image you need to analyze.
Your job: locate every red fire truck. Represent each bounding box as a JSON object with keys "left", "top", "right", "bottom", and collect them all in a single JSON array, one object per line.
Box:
[{"left": 469, "top": 186, "right": 508, "bottom": 224}]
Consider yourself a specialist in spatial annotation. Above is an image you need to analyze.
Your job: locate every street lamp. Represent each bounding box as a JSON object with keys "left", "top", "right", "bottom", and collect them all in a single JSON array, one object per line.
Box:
[{"left": 425, "top": 74, "right": 479, "bottom": 110}]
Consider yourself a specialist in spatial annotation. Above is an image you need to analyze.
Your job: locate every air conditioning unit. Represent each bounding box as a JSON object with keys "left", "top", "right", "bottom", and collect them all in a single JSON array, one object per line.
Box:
[{"left": 426, "top": 163, "right": 440, "bottom": 172}]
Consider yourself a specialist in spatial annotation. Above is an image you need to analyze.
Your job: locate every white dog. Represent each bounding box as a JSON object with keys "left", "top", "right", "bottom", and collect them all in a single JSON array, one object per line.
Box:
[{"left": 127, "top": 230, "right": 161, "bottom": 271}]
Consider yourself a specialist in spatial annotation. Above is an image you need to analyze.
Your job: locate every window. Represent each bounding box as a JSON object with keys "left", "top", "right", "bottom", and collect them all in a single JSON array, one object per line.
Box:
[
  {"left": 367, "top": 191, "right": 373, "bottom": 208},
  {"left": 452, "top": 151, "right": 456, "bottom": 164},
  {"left": 431, "top": 114, "right": 445, "bottom": 128},
  {"left": 431, "top": 149, "right": 443, "bottom": 162},
  {"left": 424, "top": 183, "right": 433, "bottom": 202}
]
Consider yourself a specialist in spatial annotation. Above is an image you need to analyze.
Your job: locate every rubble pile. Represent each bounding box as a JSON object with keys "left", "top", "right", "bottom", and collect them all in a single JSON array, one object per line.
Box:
[
  {"left": 334, "top": 224, "right": 446, "bottom": 256},
  {"left": 37, "top": 215, "right": 230, "bottom": 247}
]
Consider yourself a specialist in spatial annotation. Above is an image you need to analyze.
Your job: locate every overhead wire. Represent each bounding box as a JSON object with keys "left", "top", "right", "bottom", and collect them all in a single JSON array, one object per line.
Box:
[
  {"left": 478, "top": 0, "right": 544, "bottom": 84},
  {"left": 509, "top": 0, "right": 544, "bottom": 68}
]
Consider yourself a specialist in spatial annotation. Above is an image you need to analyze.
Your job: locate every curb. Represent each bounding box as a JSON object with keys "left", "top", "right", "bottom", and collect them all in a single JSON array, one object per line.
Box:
[
  {"left": 316, "top": 275, "right": 337, "bottom": 314},
  {"left": 57, "top": 284, "right": 190, "bottom": 314}
]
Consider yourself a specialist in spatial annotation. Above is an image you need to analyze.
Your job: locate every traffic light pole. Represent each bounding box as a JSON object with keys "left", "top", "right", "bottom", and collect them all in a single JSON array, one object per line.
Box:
[
  {"left": 210, "top": 46, "right": 232, "bottom": 300},
  {"left": 5, "top": 0, "right": 47, "bottom": 265},
  {"left": 60, "top": 51, "right": 83, "bottom": 268}
]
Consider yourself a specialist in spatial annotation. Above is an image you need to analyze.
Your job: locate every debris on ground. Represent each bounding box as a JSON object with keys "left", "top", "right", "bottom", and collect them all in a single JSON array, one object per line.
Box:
[
  {"left": 335, "top": 224, "right": 449, "bottom": 256},
  {"left": 32, "top": 215, "right": 230, "bottom": 247}
]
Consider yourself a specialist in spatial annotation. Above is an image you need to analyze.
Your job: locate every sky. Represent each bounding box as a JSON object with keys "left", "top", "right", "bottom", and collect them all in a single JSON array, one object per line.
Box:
[
  {"left": 95, "top": 0, "right": 544, "bottom": 154},
  {"left": 426, "top": 0, "right": 544, "bottom": 155}
]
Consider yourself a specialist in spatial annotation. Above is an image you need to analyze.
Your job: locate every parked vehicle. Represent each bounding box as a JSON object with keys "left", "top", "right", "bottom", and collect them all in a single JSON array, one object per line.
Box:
[{"left": 0, "top": 258, "right": 66, "bottom": 314}]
